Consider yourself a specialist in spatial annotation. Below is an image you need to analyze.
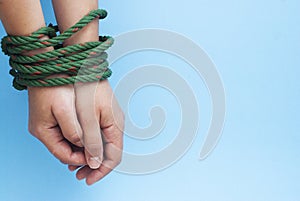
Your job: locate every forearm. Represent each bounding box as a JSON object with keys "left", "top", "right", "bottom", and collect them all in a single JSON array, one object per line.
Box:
[
  {"left": 0, "top": 0, "right": 45, "bottom": 35},
  {"left": 0, "top": 0, "right": 52, "bottom": 55},
  {"left": 52, "top": 0, "right": 99, "bottom": 46}
]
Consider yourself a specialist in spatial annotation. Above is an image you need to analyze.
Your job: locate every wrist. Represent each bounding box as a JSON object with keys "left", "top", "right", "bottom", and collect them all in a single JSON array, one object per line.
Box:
[{"left": 22, "top": 36, "right": 54, "bottom": 56}]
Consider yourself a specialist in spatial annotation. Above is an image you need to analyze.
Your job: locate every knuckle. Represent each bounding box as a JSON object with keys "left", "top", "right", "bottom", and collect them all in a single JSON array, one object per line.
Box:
[
  {"left": 55, "top": 105, "right": 70, "bottom": 116},
  {"left": 28, "top": 124, "right": 43, "bottom": 137},
  {"left": 115, "top": 156, "right": 122, "bottom": 166},
  {"left": 59, "top": 158, "right": 69, "bottom": 165},
  {"left": 28, "top": 125, "right": 34, "bottom": 135},
  {"left": 116, "top": 157, "right": 122, "bottom": 165},
  {"left": 121, "top": 113, "right": 125, "bottom": 128},
  {"left": 69, "top": 131, "right": 82, "bottom": 145},
  {"left": 114, "top": 109, "right": 125, "bottom": 131},
  {"left": 72, "top": 157, "right": 82, "bottom": 165},
  {"left": 115, "top": 152, "right": 123, "bottom": 166},
  {"left": 51, "top": 149, "right": 69, "bottom": 165},
  {"left": 120, "top": 111, "right": 125, "bottom": 122}
]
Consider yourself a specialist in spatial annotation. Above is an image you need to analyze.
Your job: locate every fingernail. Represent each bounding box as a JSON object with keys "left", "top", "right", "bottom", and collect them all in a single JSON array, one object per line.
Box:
[{"left": 89, "top": 157, "right": 101, "bottom": 169}]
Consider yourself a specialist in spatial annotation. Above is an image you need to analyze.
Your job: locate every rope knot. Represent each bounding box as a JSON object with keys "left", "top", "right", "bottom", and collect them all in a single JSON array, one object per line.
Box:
[
  {"left": 47, "top": 23, "right": 59, "bottom": 38},
  {"left": 9, "top": 69, "right": 26, "bottom": 90}
]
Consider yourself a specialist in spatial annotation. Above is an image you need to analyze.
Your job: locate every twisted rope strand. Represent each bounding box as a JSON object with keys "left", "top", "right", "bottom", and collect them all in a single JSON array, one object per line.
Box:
[{"left": 1, "top": 9, "right": 113, "bottom": 90}]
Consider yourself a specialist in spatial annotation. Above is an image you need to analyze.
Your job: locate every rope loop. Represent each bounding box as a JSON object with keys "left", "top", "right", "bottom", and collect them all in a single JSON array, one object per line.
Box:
[{"left": 1, "top": 9, "right": 113, "bottom": 90}]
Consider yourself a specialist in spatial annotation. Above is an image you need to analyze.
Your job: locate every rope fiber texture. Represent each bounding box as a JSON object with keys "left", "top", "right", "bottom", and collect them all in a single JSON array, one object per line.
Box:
[{"left": 1, "top": 9, "right": 113, "bottom": 90}]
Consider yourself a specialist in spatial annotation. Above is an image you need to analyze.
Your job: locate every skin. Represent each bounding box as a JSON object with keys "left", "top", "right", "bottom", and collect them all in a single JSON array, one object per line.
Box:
[
  {"left": 0, "top": 0, "right": 124, "bottom": 185},
  {"left": 0, "top": 0, "right": 86, "bottom": 165}
]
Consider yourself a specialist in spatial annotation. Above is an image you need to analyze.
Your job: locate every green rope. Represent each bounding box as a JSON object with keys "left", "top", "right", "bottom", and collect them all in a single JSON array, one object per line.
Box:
[{"left": 1, "top": 9, "right": 113, "bottom": 90}]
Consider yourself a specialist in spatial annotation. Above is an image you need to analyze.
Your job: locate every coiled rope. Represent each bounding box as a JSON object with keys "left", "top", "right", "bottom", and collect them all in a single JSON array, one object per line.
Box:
[{"left": 1, "top": 9, "right": 113, "bottom": 90}]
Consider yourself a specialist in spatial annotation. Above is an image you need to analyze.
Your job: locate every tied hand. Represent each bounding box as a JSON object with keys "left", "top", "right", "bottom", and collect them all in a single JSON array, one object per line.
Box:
[
  {"left": 70, "top": 80, "right": 124, "bottom": 185},
  {"left": 28, "top": 80, "right": 124, "bottom": 185}
]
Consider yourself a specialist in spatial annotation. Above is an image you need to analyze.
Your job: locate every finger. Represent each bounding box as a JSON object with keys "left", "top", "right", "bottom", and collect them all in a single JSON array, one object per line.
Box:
[
  {"left": 53, "top": 98, "right": 83, "bottom": 147},
  {"left": 68, "top": 144, "right": 85, "bottom": 170},
  {"left": 76, "top": 83, "right": 104, "bottom": 169},
  {"left": 85, "top": 89, "right": 124, "bottom": 185},
  {"left": 86, "top": 114, "right": 124, "bottom": 185},
  {"left": 70, "top": 143, "right": 84, "bottom": 153},
  {"left": 38, "top": 126, "right": 86, "bottom": 165},
  {"left": 86, "top": 156, "right": 120, "bottom": 185},
  {"left": 76, "top": 166, "right": 92, "bottom": 180},
  {"left": 68, "top": 165, "right": 81, "bottom": 172}
]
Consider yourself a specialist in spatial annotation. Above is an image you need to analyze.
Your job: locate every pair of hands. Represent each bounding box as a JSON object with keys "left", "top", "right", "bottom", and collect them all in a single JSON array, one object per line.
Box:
[{"left": 28, "top": 80, "right": 124, "bottom": 185}]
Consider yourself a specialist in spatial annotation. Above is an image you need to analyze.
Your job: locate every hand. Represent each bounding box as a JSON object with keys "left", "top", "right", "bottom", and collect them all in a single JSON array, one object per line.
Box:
[
  {"left": 28, "top": 85, "right": 86, "bottom": 165},
  {"left": 69, "top": 80, "right": 124, "bottom": 185}
]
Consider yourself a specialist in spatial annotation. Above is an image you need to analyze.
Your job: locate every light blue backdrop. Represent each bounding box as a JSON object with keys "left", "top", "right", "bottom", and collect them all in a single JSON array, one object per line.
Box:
[{"left": 0, "top": 0, "right": 299, "bottom": 200}]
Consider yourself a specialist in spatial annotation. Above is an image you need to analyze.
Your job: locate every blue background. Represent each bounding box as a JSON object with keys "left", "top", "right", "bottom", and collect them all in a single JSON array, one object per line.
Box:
[{"left": 0, "top": 0, "right": 299, "bottom": 200}]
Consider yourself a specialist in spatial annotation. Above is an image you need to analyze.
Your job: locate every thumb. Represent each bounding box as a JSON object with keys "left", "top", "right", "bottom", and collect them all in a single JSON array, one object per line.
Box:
[
  {"left": 82, "top": 116, "right": 103, "bottom": 169},
  {"left": 75, "top": 83, "right": 103, "bottom": 169}
]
